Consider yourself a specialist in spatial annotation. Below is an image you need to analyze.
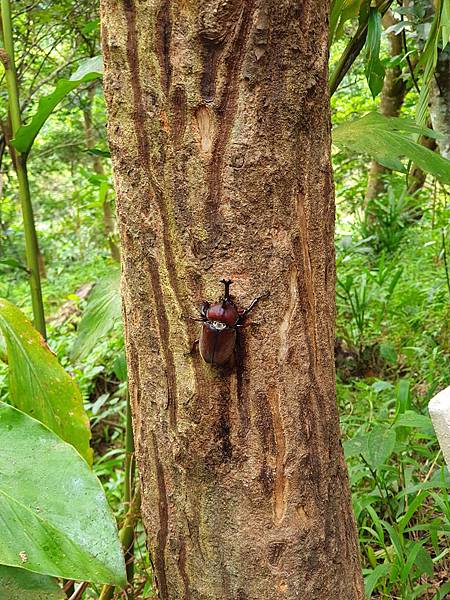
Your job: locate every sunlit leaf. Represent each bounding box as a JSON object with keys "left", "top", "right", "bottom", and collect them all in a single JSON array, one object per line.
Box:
[
  {"left": 0, "top": 402, "right": 126, "bottom": 586},
  {"left": 394, "top": 410, "right": 433, "bottom": 430},
  {"left": 12, "top": 57, "right": 103, "bottom": 155},
  {"left": 71, "top": 270, "right": 121, "bottom": 361},
  {"left": 333, "top": 112, "right": 450, "bottom": 183},
  {"left": 0, "top": 298, "right": 92, "bottom": 465},
  {"left": 0, "top": 565, "right": 63, "bottom": 600}
]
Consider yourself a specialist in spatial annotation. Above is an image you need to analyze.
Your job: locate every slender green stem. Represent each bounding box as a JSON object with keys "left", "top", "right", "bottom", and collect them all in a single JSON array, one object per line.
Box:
[
  {"left": 442, "top": 229, "right": 450, "bottom": 300},
  {"left": 0, "top": 0, "right": 46, "bottom": 337},
  {"left": 98, "top": 395, "right": 138, "bottom": 600},
  {"left": 98, "top": 487, "right": 141, "bottom": 600}
]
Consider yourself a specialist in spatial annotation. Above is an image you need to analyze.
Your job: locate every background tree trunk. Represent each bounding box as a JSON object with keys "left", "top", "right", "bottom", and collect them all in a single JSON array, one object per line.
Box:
[
  {"left": 365, "top": 11, "right": 408, "bottom": 203},
  {"left": 100, "top": 1, "right": 363, "bottom": 598},
  {"left": 430, "top": 46, "right": 450, "bottom": 160}
]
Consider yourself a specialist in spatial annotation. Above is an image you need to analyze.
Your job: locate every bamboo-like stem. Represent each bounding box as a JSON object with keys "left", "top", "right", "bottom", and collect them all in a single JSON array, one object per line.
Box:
[
  {"left": 0, "top": 0, "right": 46, "bottom": 337},
  {"left": 98, "top": 486, "right": 141, "bottom": 600},
  {"left": 98, "top": 395, "right": 138, "bottom": 600}
]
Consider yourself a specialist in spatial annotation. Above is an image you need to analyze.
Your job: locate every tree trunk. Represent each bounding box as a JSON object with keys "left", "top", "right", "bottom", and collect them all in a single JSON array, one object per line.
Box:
[
  {"left": 365, "top": 11, "right": 408, "bottom": 203},
  {"left": 100, "top": 1, "right": 363, "bottom": 599},
  {"left": 430, "top": 46, "right": 450, "bottom": 160},
  {"left": 82, "top": 81, "right": 120, "bottom": 262}
]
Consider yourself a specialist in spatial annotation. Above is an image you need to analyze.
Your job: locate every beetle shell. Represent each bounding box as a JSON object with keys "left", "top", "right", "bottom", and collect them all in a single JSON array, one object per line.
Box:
[
  {"left": 199, "top": 321, "right": 237, "bottom": 365},
  {"left": 206, "top": 301, "right": 239, "bottom": 326}
]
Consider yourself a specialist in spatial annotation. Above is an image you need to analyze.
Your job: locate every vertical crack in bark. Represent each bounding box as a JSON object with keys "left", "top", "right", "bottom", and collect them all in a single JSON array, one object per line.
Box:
[
  {"left": 171, "top": 86, "right": 187, "bottom": 147},
  {"left": 156, "top": 0, "right": 172, "bottom": 94},
  {"left": 205, "top": 0, "right": 256, "bottom": 230},
  {"left": 278, "top": 265, "right": 299, "bottom": 363},
  {"left": 177, "top": 534, "right": 191, "bottom": 600},
  {"left": 268, "top": 388, "right": 287, "bottom": 525},
  {"left": 152, "top": 433, "right": 169, "bottom": 600},
  {"left": 147, "top": 256, "right": 177, "bottom": 428},
  {"left": 123, "top": 0, "right": 180, "bottom": 428}
]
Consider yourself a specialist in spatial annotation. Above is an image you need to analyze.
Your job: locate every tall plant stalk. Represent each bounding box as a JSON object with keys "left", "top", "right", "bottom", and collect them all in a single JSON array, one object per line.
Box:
[
  {"left": 98, "top": 394, "right": 138, "bottom": 600},
  {"left": 0, "top": 0, "right": 46, "bottom": 337}
]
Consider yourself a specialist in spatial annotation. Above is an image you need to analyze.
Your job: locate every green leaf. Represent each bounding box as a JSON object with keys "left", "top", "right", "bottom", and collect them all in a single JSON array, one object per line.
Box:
[
  {"left": 113, "top": 351, "right": 127, "bottom": 382},
  {"left": 0, "top": 258, "right": 28, "bottom": 272},
  {"left": 0, "top": 402, "right": 126, "bottom": 586},
  {"left": 394, "top": 410, "right": 433, "bottom": 430},
  {"left": 330, "top": 0, "right": 366, "bottom": 44},
  {"left": 399, "top": 542, "right": 423, "bottom": 584},
  {"left": 366, "top": 425, "right": 396, "bottom": 468},
  {"left": 379, "top": 343, "right": 397, "bottom": 364},
  {"left": 442, "top": 0, "right": 450, "bottom": 49},
  {"left": 12, "top": 57, "right": 103, "bottom": 155},
  {"left": 86, "top": 147, "right": 111, "bottom": 158},
  {"left": 416, "top": 1, "right": 444, "bottom": 126},
  {"left": 364, "top": 563, "right": 390, "bottom": 598},
  {"left": 343, "top": 432, "right": 369, "bottom": 458},
  {"left": 364, "top": 8, "right": 385, "bottom": 98},
  {"left": 435, "top": 581, "right": 450, "bottom": 600},
  {"left": 396, "top": 379, "right": 411, "bottom": 415},
  {"left": 0, "top": 298, "right": 92, "bottom": 465},
  {"left": 71, "top": 270, "right": 121, "bottom": 361},
  {"left": 0, "top": 565, "right": 64, "bottom": 600},
  {"left": 333, "top": 113, "right": 450, "bottom": 184}
]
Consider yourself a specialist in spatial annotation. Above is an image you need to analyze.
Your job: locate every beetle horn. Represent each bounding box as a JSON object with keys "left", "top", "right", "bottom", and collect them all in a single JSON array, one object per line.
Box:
[{"left": 220, "top": 278, "right": 233, "bottom": 300}]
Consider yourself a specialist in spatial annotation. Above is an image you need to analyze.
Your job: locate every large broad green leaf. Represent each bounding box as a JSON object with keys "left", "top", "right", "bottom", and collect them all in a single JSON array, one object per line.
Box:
[
  {"left": 333, "top": 112, "right": 450, "bottom": 184},
  {"left": 12, "top": 56, "right": 103, "bottom": 155},
  {"left": 0, "top": 298, "right": 92, "bottom": 465},
  {"left": 364, "top": 7, "right": 385, "bottom": 98},
  {"left": 0, "top": 402, "right": 126, "bottom": 586},
  {"left": 71, "top": 269, "right": 121, "bottom": 361},
  {"left": 366, "top": 425, "right": 396, "bottom": 468},
  {"left": 0, "top": 565, "right": 63, "bottom": 600}
]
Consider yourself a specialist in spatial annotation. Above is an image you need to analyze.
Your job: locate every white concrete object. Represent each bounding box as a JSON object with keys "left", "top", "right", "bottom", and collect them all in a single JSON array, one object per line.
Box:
[{"left": 429, "top": 385, "right": 450, "bottom": 469}]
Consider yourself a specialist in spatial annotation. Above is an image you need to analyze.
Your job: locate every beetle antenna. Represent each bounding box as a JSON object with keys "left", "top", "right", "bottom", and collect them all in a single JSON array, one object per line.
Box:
[{"left": 220, "top": 278, "right": 233, "bottom": 301}]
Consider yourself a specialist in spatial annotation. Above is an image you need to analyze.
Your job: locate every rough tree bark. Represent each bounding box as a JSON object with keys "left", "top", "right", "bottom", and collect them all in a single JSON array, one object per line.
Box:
[{"left": 100, "top": 1, "right": 363, "bottom": 598}]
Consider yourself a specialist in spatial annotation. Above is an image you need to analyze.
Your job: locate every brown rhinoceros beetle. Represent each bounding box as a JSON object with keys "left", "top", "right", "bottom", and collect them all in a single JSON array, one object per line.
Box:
[{"left": 187, "top": 279, "right": 268, "bottom": 365}]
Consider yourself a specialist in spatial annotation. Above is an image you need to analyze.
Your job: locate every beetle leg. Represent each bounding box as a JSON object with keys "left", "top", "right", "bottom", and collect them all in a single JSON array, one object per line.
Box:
[
  {"left": 238, "top": 291, "right": 270, "bottom": 321},
  {"left": 185, "top": 338, "right": 199, "bottom": 357}
]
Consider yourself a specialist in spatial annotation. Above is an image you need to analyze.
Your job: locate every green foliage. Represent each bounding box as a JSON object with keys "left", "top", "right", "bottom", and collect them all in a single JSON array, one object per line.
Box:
[
  {"left": 416, "top": 0, "right": 450, "bottom": 126},
  {"left": 330, "top": 0, "right": 365, "bottom": 45},
  {"left": 0, "top": 566, "right": 63, "bottom": 600},
  {"left": 340, "top": 380, "right": 449, "bottom": 599},
  {"left": 360, "top": 188, "right": 418, "bottom": 254},
  {"left": 364, "top": 7, "right": 385, "bottom": 98},
  {"left": 333, "top": 113, "right": 450, "bottom": 184},
  {"left": 0, "top": 402, "right": 126, "bottom": 586},
  {"left": 71, "top": 269, "right": 121, "bottom": 361},
  {"left": 0, "top": 298, "right": 92, "bottom": 464},
  {"left": 12, "top": 57, "right": 103, "bottom": 155}
]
